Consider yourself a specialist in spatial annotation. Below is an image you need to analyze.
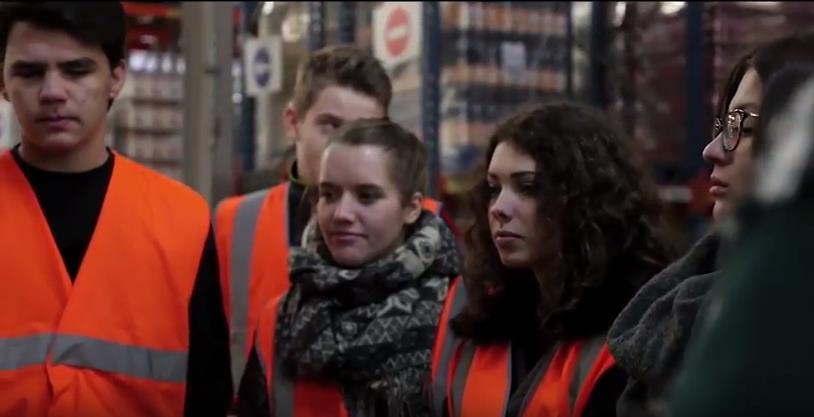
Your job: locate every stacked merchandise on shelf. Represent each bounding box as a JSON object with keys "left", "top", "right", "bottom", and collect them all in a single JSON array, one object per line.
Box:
[
  {"left": 382, "top": 2, "right": 571, "bottom": 195},
  {"left": 111, "top": 51, "right": 185, "bottom": 181},
  {"left": 710, "top": 2, "right": 814, "bottom": 106},
  {"left": 108, "top": 2, "right": 185, "bottom": 181},
  {"left": 439, "top": 2, "right": 570, "bottom": 193},
  {"left": 608, "top": 2, "right": 717, "bottom": 247},
  {"left": 609, "top": 1, "right": 814, "bottom": 246},
  {"left": 609, "top": 2, "right": 712, "bottom": 190},
  {"left": 612, "top": 2, "right": 814, "bottom": 189}
]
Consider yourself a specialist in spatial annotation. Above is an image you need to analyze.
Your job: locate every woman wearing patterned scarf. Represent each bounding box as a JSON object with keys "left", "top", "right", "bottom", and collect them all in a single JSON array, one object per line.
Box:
[{"left": 237, "top": 118, "right": 461, "bottom": 417}]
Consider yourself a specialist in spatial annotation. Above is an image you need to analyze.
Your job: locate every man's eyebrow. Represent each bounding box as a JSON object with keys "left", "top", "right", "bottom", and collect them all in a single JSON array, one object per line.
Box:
[
  {"left": 9, "top": 60, "right": 46, "bottom": 70},
  {"left": 9, "top": 58, "right": 98, "bottom": 71},
  {"left": 314, "top": 112, "right": 343, "bottom": 121},
  {"left": 59, "top": 58, "right": 97, "bottom": 67}
]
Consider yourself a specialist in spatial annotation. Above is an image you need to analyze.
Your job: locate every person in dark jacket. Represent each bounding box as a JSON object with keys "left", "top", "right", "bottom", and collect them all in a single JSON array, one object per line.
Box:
[
  {"left": 437, "top": 102, "right": 672, "bottom": 417},
  {"left": 669, "top": 44, "right": 814, "bottom": 417},
  {"left": 608, "top": 31, "right": 814, "bottom": 417}
]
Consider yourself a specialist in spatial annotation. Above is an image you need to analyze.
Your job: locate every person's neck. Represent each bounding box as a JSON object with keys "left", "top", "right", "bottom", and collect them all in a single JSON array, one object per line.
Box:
[
  {"left": 19, "top": 138, "right": 109, "bottom": 173},
  {"left": 289, "top": 160, "right": 314, "bottom": 186},
  {"left": 531, "top": 266, "right": 545, "bottom": 284}
]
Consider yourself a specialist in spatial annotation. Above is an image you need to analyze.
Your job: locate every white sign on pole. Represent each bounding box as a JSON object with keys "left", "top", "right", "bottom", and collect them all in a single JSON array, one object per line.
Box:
[
  {"left": 244, "top": 36, "right": 282, "bottom": 96},
  {"left": 501, "top": 41, "right": 528, "bottom": 83},
  {"left": 0, "top": 101, "right": 18, "bottom": 149},
  {"left": 373, "top": 2, "right": 422, "bottom": 68}
]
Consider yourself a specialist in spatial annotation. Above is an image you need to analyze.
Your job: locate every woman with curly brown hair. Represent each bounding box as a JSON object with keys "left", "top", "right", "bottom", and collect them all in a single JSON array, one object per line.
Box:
[{"left": 430, "top": 101, "right": 672, "bottom": 417}]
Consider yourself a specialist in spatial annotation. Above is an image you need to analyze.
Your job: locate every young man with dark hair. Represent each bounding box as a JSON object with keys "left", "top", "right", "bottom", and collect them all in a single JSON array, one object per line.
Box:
[
  {"left": 0, "top": 3, "right": 231, "bottom": 416},
  {"left": 214, "top": 45, "right": 456, "bottom": 403}
]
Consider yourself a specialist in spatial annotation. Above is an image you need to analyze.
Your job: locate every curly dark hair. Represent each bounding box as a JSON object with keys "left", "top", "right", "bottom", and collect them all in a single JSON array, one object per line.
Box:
[{"left": 451, "top": 101, "right": 674, "bottom": 344}]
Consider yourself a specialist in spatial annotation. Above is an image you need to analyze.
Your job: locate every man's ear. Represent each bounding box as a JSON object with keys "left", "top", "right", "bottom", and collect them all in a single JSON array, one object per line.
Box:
[
  {"left": 1, "top": 68, "right": 8, "bottom": 101},
  {"left": 283, "top": 104, "right": 300, "bottom": 144},
  {"left": 109, "top": 59, "right": 127, "bottom": 100}
]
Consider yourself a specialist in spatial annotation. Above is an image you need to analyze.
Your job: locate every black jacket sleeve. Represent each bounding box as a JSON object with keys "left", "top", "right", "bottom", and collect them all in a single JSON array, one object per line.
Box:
[
  {"left": 670, "top": 199, "right": 814, "bottom": 417},
  {"left": 583, "top": 366, "right": 627, "bottom": 417},
  {"left": 184, "top": 227, "right": 234, "bottom": 417},
  {"left": 236, "top": 347, "right": 271, "bottom": 417}
]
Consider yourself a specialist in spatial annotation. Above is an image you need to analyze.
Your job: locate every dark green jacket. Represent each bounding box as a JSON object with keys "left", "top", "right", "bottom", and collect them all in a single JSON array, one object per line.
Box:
[{"left": 670, "top": 197, "right": 814, "bottom": 417}]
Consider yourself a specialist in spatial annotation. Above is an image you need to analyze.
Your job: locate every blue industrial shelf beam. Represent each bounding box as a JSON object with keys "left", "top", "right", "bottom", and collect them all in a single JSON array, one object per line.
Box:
[
  {"left": 422, "top": 2, "right": 441, "bottom": 198},
  {"left": 589, "top": 1, "right": 609, "bottom": 109},
  {"left": 685, "top": 2, "right": 709, "bottom": 180},
  {"left": 565, "top": 2, "right": 574, "bottom": 98},
  {"left": 239, "top": 1, "right": 257, "bottom": 173},
  {"left": 338, "top": 2, "right": 356, "bottom": 44},
  {"left": 685, "top": 2, "right": 712, "bottom": 240},
  {"left": 308, "top": 1, "right": 326, "bottom": 52}
]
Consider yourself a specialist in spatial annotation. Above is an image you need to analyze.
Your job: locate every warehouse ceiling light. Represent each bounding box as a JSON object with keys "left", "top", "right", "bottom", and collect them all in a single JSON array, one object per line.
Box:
[
  {"left": 737, "top": 2, "right": 781, "bottom": 11},
  {"left": 613, "top": 2, "right": 627, "bottom": 26},
  {"left": 660, "top": 1, "right": 685, "bottom": 16},
  {"left": 262, "top": 2, "right": 275, "bottom": 15},
  {"left": 282, "top": 10, "right": 309, "bottom": 43}
]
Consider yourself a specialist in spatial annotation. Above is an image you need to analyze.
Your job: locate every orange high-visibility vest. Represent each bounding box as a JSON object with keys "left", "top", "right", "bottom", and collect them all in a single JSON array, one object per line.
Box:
[
  {"left": 0, "top": 151, "right": 210, "bottom": 417},
  {"left": 424, "top": 276, "right": 617, "bottom": 417},
  {"left": 215, "top": 182, "right": 445, "bottom": 387},
  {"left": 253, "top": 278, "right": 463, "bottom": 417},
  {"left": 444, "top": 334, "right": 616, "bottom": 417},
  {"left": 447, "top": 337, "right": 614, "bottom": 417}
]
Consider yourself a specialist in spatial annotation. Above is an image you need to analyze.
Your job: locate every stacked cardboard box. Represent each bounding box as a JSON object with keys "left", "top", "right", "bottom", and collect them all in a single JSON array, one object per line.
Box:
[
  {"left": 111, "top": 50, "right": 185, "bottom": 181},
  {"left": 608, "top": 2, "right": 716, "bottom": 187}
]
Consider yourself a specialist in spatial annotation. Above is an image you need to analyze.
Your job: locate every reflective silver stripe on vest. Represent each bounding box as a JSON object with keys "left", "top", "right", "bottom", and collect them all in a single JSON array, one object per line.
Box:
[
  {"left": 450, "top": 341, "right": 512, "bottom": 417},
  {"left": 500, "top": 346, "right": 513, "bottom": 417},
  {"left": 450, "top": 341, "right": 475, "bottom": 417},
  {"left": 229, "top": 188, "right": 272, "bottom": 387},
  {"left": 431, "top": 280, "right": 467, "bottom": 417},
  {"left": 515, "top": 342, "right": 560, "bottom": 415},
  {"left": 255, "top": 339, "right": 267, "bottom": 385},
  {"left": 51, "top": 334, "right": 187, "bottom": 382},
  {"left": 271, "top": 329, "right": 295, "bottom": 417},
  {"left": 0, "top": 333, "right": 53, "bottom": 371},
  {"left": 568, "top": 335, "right": 607, "bottom": 414}
]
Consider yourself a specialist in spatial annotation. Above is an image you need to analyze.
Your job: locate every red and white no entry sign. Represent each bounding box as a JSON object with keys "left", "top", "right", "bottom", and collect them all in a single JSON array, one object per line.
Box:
[
  {"left": 374, "top": 2, "right": 421, "bottom": 67},
  {"left": 385, "top": 6, "right": 410, "bottom": 58}
]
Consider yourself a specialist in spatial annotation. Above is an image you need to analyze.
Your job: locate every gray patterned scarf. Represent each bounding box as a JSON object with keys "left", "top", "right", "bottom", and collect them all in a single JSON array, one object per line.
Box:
[{"left": 276, "top": 211, "right": 460, "bottom": 417}]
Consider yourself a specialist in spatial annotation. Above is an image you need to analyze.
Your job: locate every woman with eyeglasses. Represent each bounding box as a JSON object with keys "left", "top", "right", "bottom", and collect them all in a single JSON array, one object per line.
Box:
[
  {"left": 608, "top": 31, "right": 814, "bottom": 417},
  {"left": 670, "top": 49, "right": 814, "bottom": 417}
]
